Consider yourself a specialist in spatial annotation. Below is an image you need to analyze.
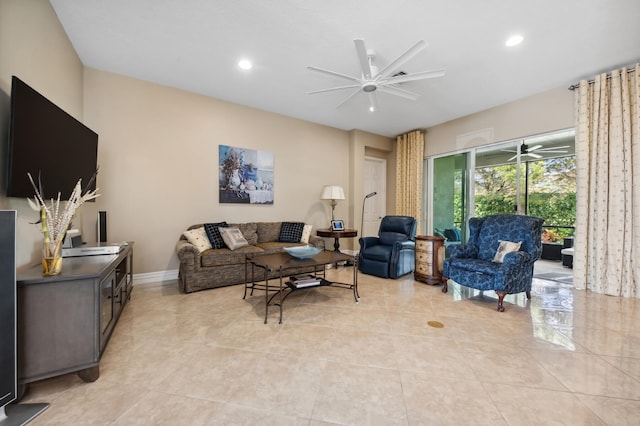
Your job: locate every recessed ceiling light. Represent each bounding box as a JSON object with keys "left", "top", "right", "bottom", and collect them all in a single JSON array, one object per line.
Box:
[
  {"left": 505, "top": 35, "right": 524, "bottom": 47},
  {"left": 238, "top": 59, "right": 252, "bottom": 70},
  {"left": 369, "top": 106, "right": 375, "bottom": 112}
]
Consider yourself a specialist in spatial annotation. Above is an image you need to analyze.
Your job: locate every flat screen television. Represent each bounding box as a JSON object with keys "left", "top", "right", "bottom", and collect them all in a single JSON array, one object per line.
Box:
[{"left": 6, "top": 76, "right": 98, "bottom": 200}]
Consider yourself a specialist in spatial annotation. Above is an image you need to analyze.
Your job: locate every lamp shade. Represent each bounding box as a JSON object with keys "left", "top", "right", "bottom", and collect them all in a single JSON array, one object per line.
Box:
[{"left": 321, "top": 185, "right": 345, "bottom": 200}]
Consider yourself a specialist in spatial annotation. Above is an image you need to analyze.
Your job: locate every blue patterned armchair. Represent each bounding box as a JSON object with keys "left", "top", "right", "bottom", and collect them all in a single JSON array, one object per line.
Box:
[
  {"left": 442, "top": 214, "right": 544, "bottom": 311},
  {"left": 358, "top": 216, "right": 417, "bottom": 279}
]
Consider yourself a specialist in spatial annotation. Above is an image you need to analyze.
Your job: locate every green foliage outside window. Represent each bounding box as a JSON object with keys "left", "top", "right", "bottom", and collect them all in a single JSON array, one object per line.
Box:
[{"left": 472, "top": 156, "right": 576, "bottom": 241}]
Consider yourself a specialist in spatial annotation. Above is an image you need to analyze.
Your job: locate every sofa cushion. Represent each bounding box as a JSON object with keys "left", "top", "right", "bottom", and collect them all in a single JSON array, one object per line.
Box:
[
  {"left": 219, "top": 227, "right": 250, "bottom": 250},
  {"left": 477, "top": 215, "right": 538, "bottom": 262},
  {"left": 257, "top": 222, "right": 282, "bottom": 243},
  {"left": 200, "top": 245, "right": 263, "bottom": 267},
  {"left": 279, "top": 222, "right": 305, "bottom": 243},
  {"left": 229, "top": 222, "right": 258, "bottom": 245},
  {"left": 300, "top": 224, "right": 312, "bottom": 244},
  {"left": 204, "top": 222, "right": 229, "bottom": 249},
  {"left": 182, "top": 227, "right": 212, "bottom": 252},
  {"left": 360, "top": 244, "right": 392, "bottom": 262}
]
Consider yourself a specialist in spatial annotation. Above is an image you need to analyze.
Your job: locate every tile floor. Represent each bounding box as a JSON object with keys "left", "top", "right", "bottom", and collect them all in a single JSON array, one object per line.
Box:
[{"left": 17, "top": 262, "right": 640, "bottom": 425}]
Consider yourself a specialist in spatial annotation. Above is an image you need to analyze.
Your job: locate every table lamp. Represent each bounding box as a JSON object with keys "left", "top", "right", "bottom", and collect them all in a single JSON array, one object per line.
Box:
[{"left": 321, "top": 185, "right": 345, "bottom": 221}]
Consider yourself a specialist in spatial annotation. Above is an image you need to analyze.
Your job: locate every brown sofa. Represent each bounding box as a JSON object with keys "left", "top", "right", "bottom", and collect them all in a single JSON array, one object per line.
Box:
[{"left": 176, "top": 221, "right": 325, "bottom": 293}]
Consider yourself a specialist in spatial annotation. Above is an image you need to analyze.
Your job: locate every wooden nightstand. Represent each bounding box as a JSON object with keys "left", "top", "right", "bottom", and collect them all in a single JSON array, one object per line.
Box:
[{"left": 414, "top": 235, "right": 445, "bottom": 285}]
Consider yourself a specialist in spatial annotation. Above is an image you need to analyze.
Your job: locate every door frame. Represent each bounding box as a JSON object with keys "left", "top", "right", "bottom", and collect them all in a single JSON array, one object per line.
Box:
[{"left": 363, "top": 156, "right": 386, "bottom": 237}]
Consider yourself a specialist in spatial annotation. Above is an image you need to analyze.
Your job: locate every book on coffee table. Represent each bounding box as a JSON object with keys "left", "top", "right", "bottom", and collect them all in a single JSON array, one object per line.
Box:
[{"left": 287, "top": 274, "right": 329, "bottom": 289}]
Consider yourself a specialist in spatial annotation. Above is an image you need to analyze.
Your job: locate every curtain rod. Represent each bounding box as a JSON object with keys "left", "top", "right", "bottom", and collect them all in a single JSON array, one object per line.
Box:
[
  {"left": 396, "top": 129, "right": 426, "bottom": 138},
  {"left": 568, "top": 65, "right": 638, "bottom": 91}
]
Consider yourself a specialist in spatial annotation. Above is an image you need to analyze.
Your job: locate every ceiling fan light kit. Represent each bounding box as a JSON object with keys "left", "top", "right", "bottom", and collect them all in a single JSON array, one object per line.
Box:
[
  {"left": 362, "top": 82, "right": 377, "bottom": 93},
  {"left": 308, "top": 39, "right": 445, "bottom": 111}
]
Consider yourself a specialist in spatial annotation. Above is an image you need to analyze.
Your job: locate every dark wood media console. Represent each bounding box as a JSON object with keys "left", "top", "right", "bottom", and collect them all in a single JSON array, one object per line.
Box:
[{"left": 16, "top": 243, "right": 133, "bottom": 396}]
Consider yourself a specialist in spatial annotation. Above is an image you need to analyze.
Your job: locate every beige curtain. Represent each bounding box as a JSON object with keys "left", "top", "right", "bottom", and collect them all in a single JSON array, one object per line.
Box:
[
  {"left": 396, "top": 130, "right": 424, "bottom": 230},
  {"left": 574, "top": 65, "right": 640, "bottom": 297}
]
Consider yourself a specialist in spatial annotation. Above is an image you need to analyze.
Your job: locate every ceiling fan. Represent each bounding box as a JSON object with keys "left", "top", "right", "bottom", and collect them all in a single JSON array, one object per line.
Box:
[
  {"left": 307, "top": 39, "right": 445, "bottom": 111},
  {"left": 504, "top": 144, "right": 570, "bottom": 161}
]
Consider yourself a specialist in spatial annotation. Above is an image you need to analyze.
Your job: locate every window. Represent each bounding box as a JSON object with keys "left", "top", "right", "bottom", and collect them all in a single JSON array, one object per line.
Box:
[{"left": 425, "top": 129, "right": 575, "bottom": 243}]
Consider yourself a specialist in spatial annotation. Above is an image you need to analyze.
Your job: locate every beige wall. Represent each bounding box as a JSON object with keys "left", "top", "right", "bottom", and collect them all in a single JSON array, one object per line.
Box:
[
  {"left": 0, "top": 0, "right": 394, "bottom": 275},
  {"left": 84, "top": 69, "right": 391, "bottom": 273},
  {"left": 425, "top": 87, "right": 575, "bottom": 157},
  {"left": 0, "top": 0, "right": 94, "bottom": 269}
]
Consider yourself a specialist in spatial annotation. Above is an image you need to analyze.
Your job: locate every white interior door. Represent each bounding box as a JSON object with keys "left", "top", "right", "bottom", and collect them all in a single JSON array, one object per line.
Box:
[{"left": 363, "top": 157, "right": 386, "bottom": 237}]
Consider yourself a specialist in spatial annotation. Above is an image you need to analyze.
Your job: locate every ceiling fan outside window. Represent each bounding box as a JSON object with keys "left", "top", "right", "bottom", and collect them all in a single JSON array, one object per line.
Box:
[
  {"left": 503, "top": 143, "right": 570, "bottom": 161},
  {"left": 307, "top": 39, "right": 445, "bottom": 111}
]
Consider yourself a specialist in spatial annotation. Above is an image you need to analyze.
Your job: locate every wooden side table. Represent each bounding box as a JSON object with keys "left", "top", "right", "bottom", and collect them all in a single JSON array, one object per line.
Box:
[
  {"left": 316, "top": 229, "right": 358, "bottom": 252},
  {"left": 414, "top": 235, "right": 445, "bottom": 285}
]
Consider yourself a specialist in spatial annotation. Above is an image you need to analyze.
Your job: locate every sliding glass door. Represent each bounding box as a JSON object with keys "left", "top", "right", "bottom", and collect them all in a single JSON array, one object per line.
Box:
[
  {"left": 474, "top": 141, "right": 524, "bottom": 216},
  {"left": 431, "top": 153, "right": 470, "bottom": 244},
  {"left": 426, "top": 129, "right": 576, "bottom": 245}
]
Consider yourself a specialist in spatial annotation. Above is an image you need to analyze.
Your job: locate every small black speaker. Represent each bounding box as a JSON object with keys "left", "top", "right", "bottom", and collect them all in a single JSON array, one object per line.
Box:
[{"left": 98, "top": 211, "right": 107, "bottom": 242}]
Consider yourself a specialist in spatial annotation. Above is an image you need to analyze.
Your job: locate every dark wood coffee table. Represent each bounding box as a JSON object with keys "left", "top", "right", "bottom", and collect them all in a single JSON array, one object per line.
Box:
[{"left": 245, "top": 250, "right": 358, "bottom": 324}]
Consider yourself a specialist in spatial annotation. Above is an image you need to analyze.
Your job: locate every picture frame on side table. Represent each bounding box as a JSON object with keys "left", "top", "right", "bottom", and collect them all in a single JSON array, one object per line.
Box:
[{"left": 331, "top": 220, "right": 345, "bottom": 231}]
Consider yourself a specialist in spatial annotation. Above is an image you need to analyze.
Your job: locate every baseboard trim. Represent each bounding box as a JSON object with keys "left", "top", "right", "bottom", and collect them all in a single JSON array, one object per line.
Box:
[{"left": 133, "top": 269, "right": 178, "bottom": 285}]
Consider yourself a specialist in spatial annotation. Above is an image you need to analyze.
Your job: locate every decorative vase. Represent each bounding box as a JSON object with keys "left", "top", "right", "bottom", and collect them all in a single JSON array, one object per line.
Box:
[
  {"left": 229, "top": 169, "right": 241, "bottom": 189},
  {"left": 42, "top": 242, "right": 62, "bottom": 276},
  {"left": 28, "top": 176, "right": 99, "bottom": 277}
]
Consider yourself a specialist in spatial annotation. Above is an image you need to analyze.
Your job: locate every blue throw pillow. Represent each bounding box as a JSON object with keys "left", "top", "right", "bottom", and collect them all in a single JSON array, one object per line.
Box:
[
  {"left": 204, "top": 222, "right": 229, "bottom": 249},
  {"left": 279, "top": 222, "right": 305, "bottom": 243}
]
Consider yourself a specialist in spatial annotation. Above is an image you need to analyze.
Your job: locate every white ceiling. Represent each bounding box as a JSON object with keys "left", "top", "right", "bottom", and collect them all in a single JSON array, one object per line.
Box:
[{"left": 49, "top": 0, "right": 640, "bottom": 137}]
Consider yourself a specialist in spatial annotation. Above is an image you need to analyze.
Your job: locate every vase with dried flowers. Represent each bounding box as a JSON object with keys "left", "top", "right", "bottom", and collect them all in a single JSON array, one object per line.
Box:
[{"left": 27, "top": 172, "right": 100, "bottom": 276}]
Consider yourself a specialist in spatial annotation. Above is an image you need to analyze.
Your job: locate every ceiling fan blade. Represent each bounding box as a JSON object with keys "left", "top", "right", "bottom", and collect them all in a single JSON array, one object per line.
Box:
[
  {"left": 509, "top": 153, "right": 542, "bottom": 161},
  {"left": 354, "top": 39, "right": 372, "bottom": 79},
  {"left": 368, "top": 92, "right": 378, "bottom": 111},
  {"left": 538, "top": 145, "right": 570, "bottom": 152},
  {"left": 308, "top": 84, "right": 361, "bottom": 94},
  {"left": 526, "top": 145, "right": 543, "bottom": 152},
  {"left": 376, "top": 40, "right": 427, "bottom": 80},
  {"left": 307, "top": 66, "right": 362, "bottom": 83},
  {"left": 538, "top": 150, "right": 568, "bottom": 154},
  {"left": 378, "top": 85, "right": 420, "bottom": 100},
  {"left": 381, "top": 69, "right": 445, "bottom": 85},
  {"left": 336, "top": 88, "right": 362, "bottom": 109}
]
